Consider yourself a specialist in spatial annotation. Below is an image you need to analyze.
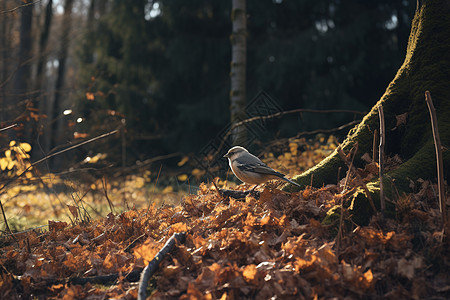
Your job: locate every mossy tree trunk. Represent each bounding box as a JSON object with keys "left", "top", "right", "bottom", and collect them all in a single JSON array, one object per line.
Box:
[{"left": 285, "top": 0, "right": 450, "bottom": 224}]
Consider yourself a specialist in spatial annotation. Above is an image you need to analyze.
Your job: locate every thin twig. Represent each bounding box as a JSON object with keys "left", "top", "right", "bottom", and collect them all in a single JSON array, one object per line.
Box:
[
  {"left": 102, "top": 176, "right": 115, "bottom": 214},
  {"left": 337, "top": 143, "right": 377, "bottom": 213},
  {"left": 264, "top": 120, "right": 361, "bottom": 151},
  {"left": 425, "top": 91, "right": 447, "bottom": 228},
  {"left": 0, "top": 124, "right": 18, "bottom": 132},
  {"left": 378, "top": 105, "right": 386, "bottom": 217},
  {"left": 336, "top": 144, "right": 358, "bottom": 253},
  {"left": 124, "top": 152, "right": 182, "bottom": 172},
  {"left": 0, "top": 0, "right": 42, "bottom": 14},
  {"left": 0, "top": 130, "right": 118, "bottom": 237},
  {"left": 214, "top": 106, "right": 364, "bottom": 158},
  {"left": 372, "top": 129, "right": 378, "bottom": 163},
  {"left": 211, "top": 178, "right": 224, "bottom": 200}
]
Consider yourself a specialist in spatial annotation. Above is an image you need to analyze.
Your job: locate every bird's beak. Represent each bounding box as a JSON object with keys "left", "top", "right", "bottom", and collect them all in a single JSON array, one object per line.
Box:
[{"left": 223, "top": 154, "right": 229, "bottom": 158}]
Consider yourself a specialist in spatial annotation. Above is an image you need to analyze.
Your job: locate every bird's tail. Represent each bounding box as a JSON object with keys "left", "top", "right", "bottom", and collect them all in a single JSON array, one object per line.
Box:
[{"left": 281, "top": 177, "right": 301, "bottom": 188}]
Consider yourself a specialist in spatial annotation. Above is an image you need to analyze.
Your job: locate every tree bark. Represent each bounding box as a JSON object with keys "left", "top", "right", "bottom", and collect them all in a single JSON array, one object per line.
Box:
[
  {"left": 50, "top": 0, "right": 74, "bottom": 160},
  {"left": 35, "top": 0, "right": 53, "bottom": 96},
  {"left": 30, "top": 0, "right": 53, "bottom": 154},
  {"left": 12, "top": 0, "right": 34, "bottom": 119},
  {"left": 230, "top": 0, "right": 247, "bottom": 145},
  {"left": 286, "top": 0, "right": 450, "bottom": 225}
]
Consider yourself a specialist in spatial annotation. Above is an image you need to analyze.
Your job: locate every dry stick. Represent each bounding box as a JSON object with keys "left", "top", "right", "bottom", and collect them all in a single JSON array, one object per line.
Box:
[
  {"left": 337, "top": 143, "right": 378, "bottom": 213},
  {"left": 217, "top": 188, "right": 259, "bottom": 200},
  {"left": 138, "top": 232, "right": 186, "bottom": 300},
  {"left": 102, "top": 176, "right": 115, "bottom": 214},
  {"left": 336, "top": 145, "right": 358, "bottom": 254},
  {"left": 378, "top": 105, "right": 386, "bottom": 216},
  {"left": 425, "top": 91, "right": 447, "bottom": 228},
  {"left": 0, "top": 124, "right": 18, "bottom": 132},
  {"left": 0, "top": 129, "right": 119, "bottom": 238},
  {"left": 372, "top": 129, "right": 378, "bottom": 163},
  {"left": 0, "top": 0, "right": 42, "bottom": 14},
  {"left": 211, "top": 178, "right": 224, "bottom": 200}
]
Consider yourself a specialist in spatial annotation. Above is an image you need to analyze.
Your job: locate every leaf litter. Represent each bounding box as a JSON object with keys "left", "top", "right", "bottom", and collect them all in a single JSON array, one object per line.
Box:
[{"left": 0, "top": 139, "right": 449, "bottom": 299}]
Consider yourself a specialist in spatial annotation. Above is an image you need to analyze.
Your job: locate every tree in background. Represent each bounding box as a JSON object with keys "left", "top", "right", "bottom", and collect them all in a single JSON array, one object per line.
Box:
[
  {"left": 12, "top": 0, "right": 34, "bottom": 121},
  {"left": 0, "top": 0, "right": 416, "bottom": 171},
  {"left": 230, "top": 0, "right": 247, "bottom": 145}
]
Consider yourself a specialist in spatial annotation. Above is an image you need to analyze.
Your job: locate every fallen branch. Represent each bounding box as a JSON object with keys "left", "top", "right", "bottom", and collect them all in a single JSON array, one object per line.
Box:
[
  {"left": 138, "top": 232, "right": 186, "bottom": 300},
  {"left": 425, "top": 91, "right": 447, "bottom": 229},
  {"left": 218, "top": 188, "right": 260, "bottom": 200}
]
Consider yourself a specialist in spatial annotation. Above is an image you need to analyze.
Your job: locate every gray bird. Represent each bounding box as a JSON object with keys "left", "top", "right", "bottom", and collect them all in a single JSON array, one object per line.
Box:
[{"left": 224, "top": 146, "right": 301, "bottom": 189}]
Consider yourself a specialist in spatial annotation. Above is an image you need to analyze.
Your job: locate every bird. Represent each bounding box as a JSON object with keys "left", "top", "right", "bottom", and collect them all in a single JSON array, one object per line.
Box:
[{"left": 223, "top": 146, "right": 301, "bottom": 190}]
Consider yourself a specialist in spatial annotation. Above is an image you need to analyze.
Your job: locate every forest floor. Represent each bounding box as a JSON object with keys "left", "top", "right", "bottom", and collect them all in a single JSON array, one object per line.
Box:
[{"left": 0, "top": 135, "right": 449, "bottom": 299}]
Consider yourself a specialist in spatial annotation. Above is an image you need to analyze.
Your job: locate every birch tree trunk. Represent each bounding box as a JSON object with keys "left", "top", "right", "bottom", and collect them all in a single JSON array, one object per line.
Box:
[{"left": 230, "top": 0, "right": 247, "bottom": 145}]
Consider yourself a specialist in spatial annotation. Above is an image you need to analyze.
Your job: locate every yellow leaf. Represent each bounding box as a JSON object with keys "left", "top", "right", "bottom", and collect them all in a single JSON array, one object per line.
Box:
[
  {"left": 9, "top": 141, "right": 16, "bottom": 147},
  {"left": 133, "top": 176, "right": 145, "bottom": 188},
  {"left": 7, "top": 160, "right": 15, "bottom": 170},
  {"left": 5, "top": 150, "right": 11, "bottom": 158},
  {"left": 191, "top": 168, "right": 205, "bottom": 178},
  {"left": 0, "top": 158, "right": 8, "bottom": 171},
  {"left": 25, "top": 172, "right": 33, "bottom": 179},
  {"left": 19, "top": 143, "right": 31, "bottom": 152},
  {"left": 177, "top": 174, "right": 188, "bottom": 181},
  {"left": 162, "top": 186, "right": 173, "bottom": 194},
  {"left": 177, "top": 156, "right": 189, "bottom": 167}
]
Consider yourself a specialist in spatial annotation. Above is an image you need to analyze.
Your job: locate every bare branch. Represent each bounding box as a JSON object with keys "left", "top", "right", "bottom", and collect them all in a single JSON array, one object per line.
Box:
[
  {"left": 0, "top": 0, "right": 42, "bottom": 15},
  {"left": 425, "top": 91, "right": 447, "bottom": 229},
  {"left": 0, "top": 124, "right": 18, "bottom": 132},
  {"left": 378, "top": 105, "right": 386, "bottom": 216}
]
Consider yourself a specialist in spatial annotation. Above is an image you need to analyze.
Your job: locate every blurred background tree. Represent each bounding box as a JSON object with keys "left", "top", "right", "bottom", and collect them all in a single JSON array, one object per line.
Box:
[{"left": 0, "top": 0, "right": 415, "bottom": 171}]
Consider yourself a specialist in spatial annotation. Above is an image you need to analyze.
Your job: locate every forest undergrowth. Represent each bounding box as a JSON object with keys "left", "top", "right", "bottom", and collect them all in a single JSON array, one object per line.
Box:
[{"left": 0, "top": 135, "right": 449, "bottom": 299}]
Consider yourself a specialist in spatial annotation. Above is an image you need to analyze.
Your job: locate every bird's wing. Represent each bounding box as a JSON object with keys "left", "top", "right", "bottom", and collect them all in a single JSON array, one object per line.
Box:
[
  {"left": 235, "top": 159, "right": 301, "bottom": 187},
  {"left": 235, "top": 159, "right": 285, "bottom": 177}
]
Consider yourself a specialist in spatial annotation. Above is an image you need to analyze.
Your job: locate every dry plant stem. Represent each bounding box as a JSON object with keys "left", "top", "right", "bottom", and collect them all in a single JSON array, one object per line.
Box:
[
  {"left": 425, "top": 91, "right": 447, "bottom": 228},
  {"left": 336, "top": 145, "right": 357, "bottom": 254},
  {"left": 0, "top": 123, "right": 17, "bottom": 132},
  {"left": 102, "top": 176, "right": 115, "bottom": 214},
  {"left": 0, "top": 200, "right": 16, "bottom": 241},
  {"left": 138, "top": 232, "right": 186, "bottom": 300},
  {"left": 337, "top": 144, "right": 377, "bottom": 213},
  {"left": 0, "top": 0, "right": 41, "bottom": 14},
  {"left": 378, "top": 105, "right": 386, "bottom": 215},
  {"left": 0, "top": 129, "right": 118, "bottom": 237},
  {"left": 211, "top": 178, "right": 224, "bottom": 200},
  {"left": 372, "top": 129, "right": 378, "bottom": 163}
]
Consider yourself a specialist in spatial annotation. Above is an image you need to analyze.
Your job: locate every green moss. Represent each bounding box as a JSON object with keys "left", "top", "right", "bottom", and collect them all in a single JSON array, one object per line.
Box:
[
  {"left": 287, "top": 1, "right": 450, "bottom": 226},
  {"left": 321, "top": 205, "right": 341, "bottom": 236}
]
